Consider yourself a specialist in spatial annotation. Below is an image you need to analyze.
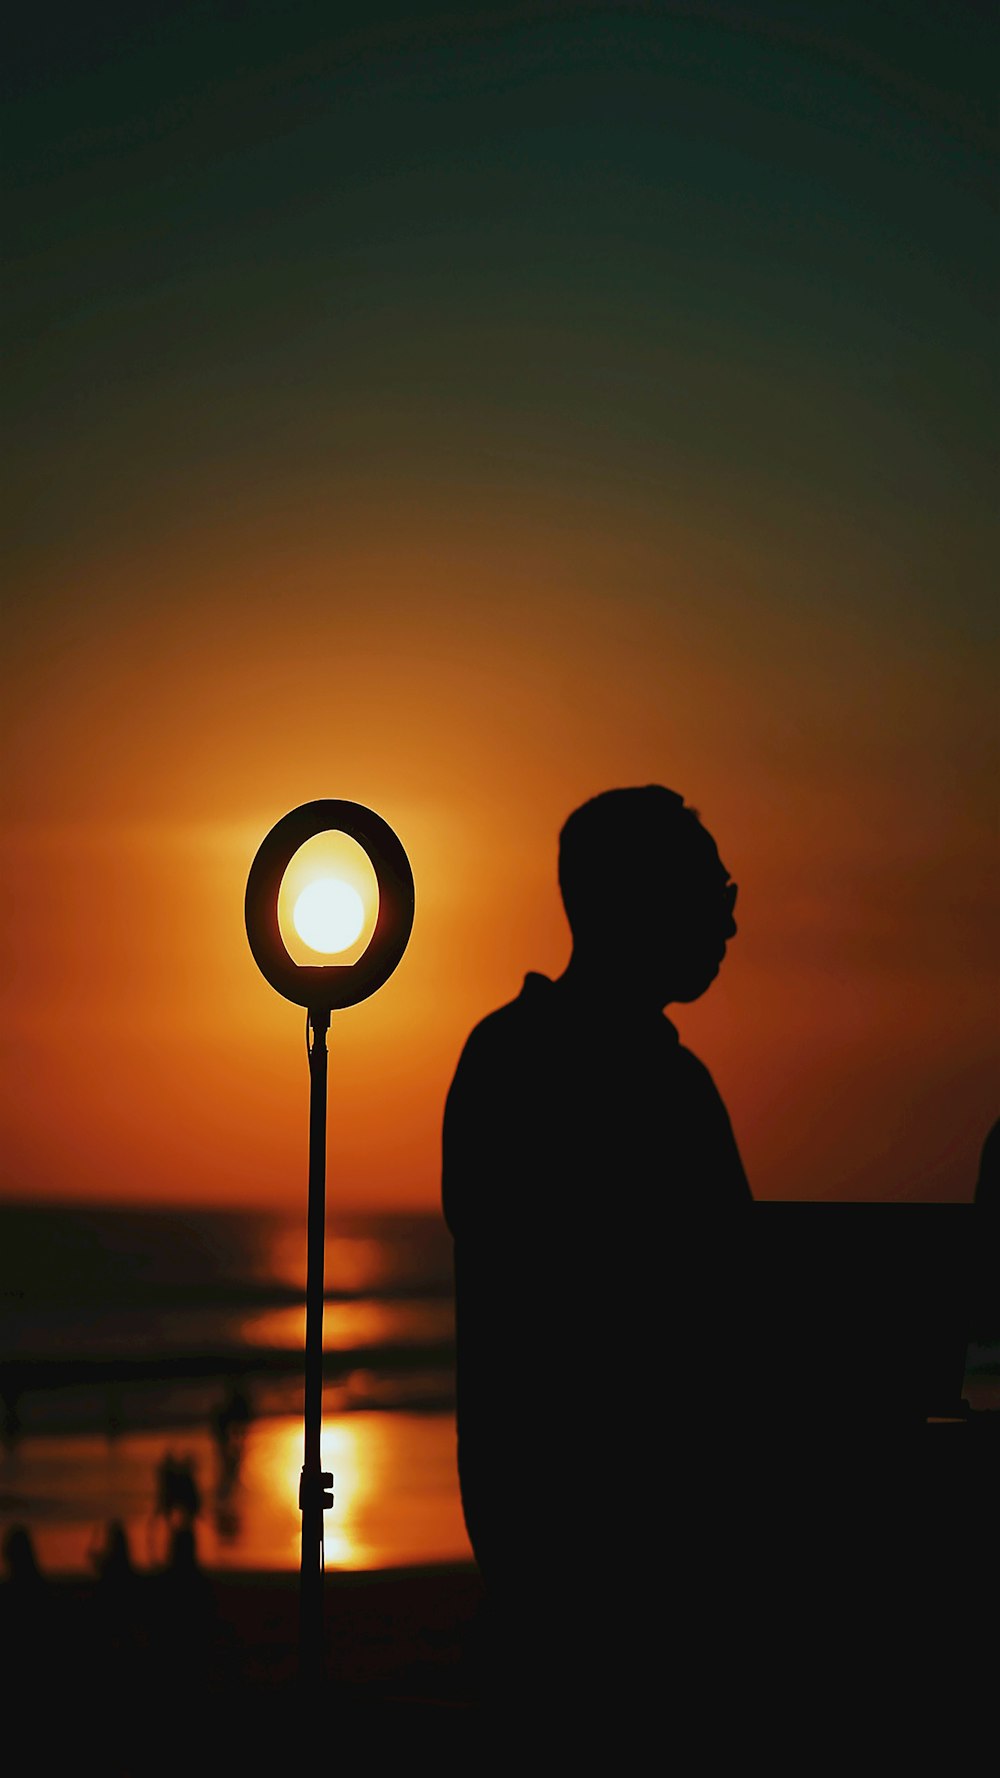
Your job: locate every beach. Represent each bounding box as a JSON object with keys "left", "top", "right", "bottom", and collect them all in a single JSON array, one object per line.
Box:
[{"left": 3, "top": 1198, "right": 996, "bottom": 1767}]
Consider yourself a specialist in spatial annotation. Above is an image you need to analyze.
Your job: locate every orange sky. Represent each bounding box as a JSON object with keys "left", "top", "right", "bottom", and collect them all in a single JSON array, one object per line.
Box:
[
  {"left": 3, "top": 8, "right": 995, "bottom": 1210},
  {"left": 2, "top": 490, "right": 995, "bottom": 1209}
]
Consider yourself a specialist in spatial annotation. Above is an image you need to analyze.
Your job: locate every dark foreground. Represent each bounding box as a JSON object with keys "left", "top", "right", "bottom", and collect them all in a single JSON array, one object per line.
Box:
[
  {"left": 1, "top": 1564, "right": 495, "bottom": 1766},
  {"left": 3, "top": 1426, "right": 997, "bottom": 1772}
]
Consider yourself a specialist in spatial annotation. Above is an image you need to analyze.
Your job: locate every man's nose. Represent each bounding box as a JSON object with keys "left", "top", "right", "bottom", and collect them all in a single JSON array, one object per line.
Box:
[{"left": 723, "top": 883, "right": 738, "bottom": 938}]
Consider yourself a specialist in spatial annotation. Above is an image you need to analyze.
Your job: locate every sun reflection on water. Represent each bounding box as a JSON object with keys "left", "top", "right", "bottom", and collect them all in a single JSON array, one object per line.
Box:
[
  {"left": 238, "top": 1298, "right": 454, "bottom": 1351},
  {"left": 7, "top": 1411, "right": 472, "bottom": 1576},
  {"left": 234, "top": 1410, "right": 469, "bottom": 1571},
  {"left": 250, "top": 1417, "right": 363, "bottom": 1567}
]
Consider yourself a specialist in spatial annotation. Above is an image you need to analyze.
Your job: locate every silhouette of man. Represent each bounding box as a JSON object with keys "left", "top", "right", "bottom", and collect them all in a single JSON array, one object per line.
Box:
[{"left": 442, "top": 786, "right": 750, "bottom": 1702}]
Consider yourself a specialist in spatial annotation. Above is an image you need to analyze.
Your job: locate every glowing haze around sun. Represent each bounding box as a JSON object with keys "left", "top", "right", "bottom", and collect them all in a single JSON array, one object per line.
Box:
[{"left": 292, "top": 879, "right": 365, "bottom": 954}]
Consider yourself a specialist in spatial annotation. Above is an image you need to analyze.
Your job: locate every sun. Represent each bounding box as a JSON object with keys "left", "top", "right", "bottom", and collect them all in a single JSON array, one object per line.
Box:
[{"left": 292, "top": 879, "right": 366, "bottom": 954}]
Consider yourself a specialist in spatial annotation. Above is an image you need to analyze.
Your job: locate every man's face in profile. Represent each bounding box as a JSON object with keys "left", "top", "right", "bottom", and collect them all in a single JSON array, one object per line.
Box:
[
  {"left": 630, "top": 826, "right": 738, "bottom": 1008},
  {"left": 561, "top": 792, "right": 738, "bottom": 1011}
]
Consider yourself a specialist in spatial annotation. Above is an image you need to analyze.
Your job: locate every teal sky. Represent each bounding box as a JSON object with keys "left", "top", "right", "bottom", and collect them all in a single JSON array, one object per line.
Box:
[{"left": 7, "top": 3, "right": 995, "bottom": 597}]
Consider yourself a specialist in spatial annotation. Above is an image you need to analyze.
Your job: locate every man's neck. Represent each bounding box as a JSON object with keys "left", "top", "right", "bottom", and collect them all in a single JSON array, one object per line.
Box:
[{"left": 556, "top": 952, "right": 669, "bottom": 1018}]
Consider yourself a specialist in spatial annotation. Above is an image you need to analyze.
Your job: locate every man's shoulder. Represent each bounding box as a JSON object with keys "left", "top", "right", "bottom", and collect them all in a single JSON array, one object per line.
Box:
[
  {"left": 671, "top": 1038, "right": 721, "bottom": 1086},
  {"left": 457, "top": 974, "right": 557, "bottom": 1060},
  {"left": 668, "top": 1039, "right": 740, "bottom": 1126}
]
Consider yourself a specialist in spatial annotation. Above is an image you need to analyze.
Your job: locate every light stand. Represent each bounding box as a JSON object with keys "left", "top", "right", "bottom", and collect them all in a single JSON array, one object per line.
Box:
[{"left": 245, "top": 800, "right": 414, "bottom": 1686}]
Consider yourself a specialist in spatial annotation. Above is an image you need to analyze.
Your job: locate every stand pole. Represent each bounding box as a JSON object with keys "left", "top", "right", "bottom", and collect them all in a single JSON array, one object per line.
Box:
[{"left": 300, "top": 1006, "right": 332, "bottom": 1685}]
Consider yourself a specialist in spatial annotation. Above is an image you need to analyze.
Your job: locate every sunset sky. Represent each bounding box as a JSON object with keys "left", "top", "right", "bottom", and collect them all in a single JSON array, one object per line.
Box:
[{"left": 4, "top": 2, "right": 996, "bottom": 1210}]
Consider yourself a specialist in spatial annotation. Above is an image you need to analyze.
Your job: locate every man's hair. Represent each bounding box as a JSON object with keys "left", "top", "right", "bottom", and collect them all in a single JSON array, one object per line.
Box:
[{"left": 558, "top": 785, "right": 710, "bottom": 937}]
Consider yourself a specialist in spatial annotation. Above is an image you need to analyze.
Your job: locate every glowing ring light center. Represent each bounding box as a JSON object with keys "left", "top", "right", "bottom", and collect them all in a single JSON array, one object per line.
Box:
[
  {"left": 292, "top": 879, "right": 366, "bottom": 954},
  {"left": 245, "top": 800, "right": 414, "bottom": 1011}
]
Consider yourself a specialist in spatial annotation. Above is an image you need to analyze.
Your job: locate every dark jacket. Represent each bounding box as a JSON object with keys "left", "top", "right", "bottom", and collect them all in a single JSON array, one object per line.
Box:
[{"left": 442, "top": 972, "right": 751, "bottom": 1593}]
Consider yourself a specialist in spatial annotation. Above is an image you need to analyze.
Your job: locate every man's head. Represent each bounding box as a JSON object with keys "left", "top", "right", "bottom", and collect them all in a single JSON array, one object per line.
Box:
[{"left": 558, "top": 785, "right": 738, "bottom": 1008}]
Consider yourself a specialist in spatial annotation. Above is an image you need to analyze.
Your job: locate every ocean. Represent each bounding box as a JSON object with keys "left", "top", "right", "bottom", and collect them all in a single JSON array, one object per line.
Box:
[{"left": 0, "top": 1201, "right": 471, "bottom": 1576}]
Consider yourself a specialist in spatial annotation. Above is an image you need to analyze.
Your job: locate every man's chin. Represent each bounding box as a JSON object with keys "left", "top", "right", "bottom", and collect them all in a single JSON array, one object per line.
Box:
[{"left": 669, "top": 957, "right": 723, "bottom": 1004}]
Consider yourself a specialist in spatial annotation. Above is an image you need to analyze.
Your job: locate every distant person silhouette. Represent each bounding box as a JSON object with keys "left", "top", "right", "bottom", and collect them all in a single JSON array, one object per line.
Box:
[
  {"left": 88, "top": 1519, "right": 144, "bottom": 1686},
  {"left": 0, "top": 1524, "right": 48, "bottom": 1690},
  {"left": 90, "top": 1518, "right": 135, "bottom": 1586},
  {"left": 210, "top": 1380, "right": 252, "bottom": 1497},
  {"left": 442, "top": 785, "right": 750, "bottom": 1703},
  {"left": 153, "top": 1450, "right": 201, "bottom": 1525},
  {"left": 1, "top": 1523, "right": 43, "bottom": 1589},
  {"left": 148, "top": 1450, "right": 203, "bottom": 1579}
]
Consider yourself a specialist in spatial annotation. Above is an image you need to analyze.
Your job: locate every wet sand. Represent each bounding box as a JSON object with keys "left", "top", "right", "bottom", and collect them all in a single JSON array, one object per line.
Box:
[{"left": 1, "top": 1563, "right": 490, "bottom": 1764}]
